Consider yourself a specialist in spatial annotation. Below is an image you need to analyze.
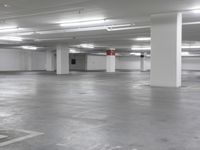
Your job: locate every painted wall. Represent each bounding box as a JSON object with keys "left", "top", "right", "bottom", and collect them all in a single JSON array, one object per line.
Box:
[
  {"left": 69, "top": 54, "right": 87, "bottom": 71},
  {"left": 182, "top": 57, "right": 200, "bottom": 70},
  {"left": 1, "top": 50, "right": 199, "bottom": 72},
  {"left": 116, "top": 56, "right": 200, "bottom": 71},
  {"left": 0, "top": 49, "right": 46, "bottom": 71},
  {"left": 29, "top": 51, "right": 46, "bottom": 71},
  {"left": 84, "top": 55, "right": 200, "bottom": 71},
  {"left": 116, "top": 56, "right": 151, "bottom": 70},
  {"left": 0, "top": 49, "right": 27, "bottom": 71},
  {"left": 86, "top": 55, "right": 106, "bottom": 71}
]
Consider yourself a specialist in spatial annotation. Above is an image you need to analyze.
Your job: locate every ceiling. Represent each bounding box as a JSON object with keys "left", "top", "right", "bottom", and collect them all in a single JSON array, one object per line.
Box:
[{"left": 0, "top": 0, "right": 200, "bottom": 53}]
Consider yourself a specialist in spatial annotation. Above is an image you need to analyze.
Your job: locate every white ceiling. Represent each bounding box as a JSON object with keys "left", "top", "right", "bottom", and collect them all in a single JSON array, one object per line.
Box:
[{"left": 0, "top": 0, "right": 200, "bottom": 53}]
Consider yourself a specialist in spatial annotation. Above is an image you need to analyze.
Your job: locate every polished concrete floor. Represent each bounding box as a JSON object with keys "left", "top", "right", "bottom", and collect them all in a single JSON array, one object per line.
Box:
[{"left": 0, "top": 71, "right": 200, "bottom": 150}]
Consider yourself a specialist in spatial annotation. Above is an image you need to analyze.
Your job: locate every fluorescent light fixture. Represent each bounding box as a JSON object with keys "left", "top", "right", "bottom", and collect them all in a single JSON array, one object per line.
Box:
[
  {"left": 16, "top": 32, "right": 35, "bottom": 36},
  {"left": 130, "top": 53, "right": 141, "bottom": 56},
  {"left": 60, "top": 19, "right": 106, "bottom": 27},
  {"left": 80, "top": 44, "right": 94, "bottom": 49},
  {"left": 0, "top": 36, "right": 23, "bottom": 42},
  {"left": 107, "top": 25, "right": 150, "bottom": 31},
  {"left": 182, "top": 45, "right": 200, "bottom": 49},
  {"left": 183, "top": 21, "right": 200, "bottom": 25},
  {"left": 22, "top": 46, "right": 37, "bottom": 50},
  {"left": 182, "top": 52, "right": 190, "bottom": 56},
  {"left": 0, "top": 26, "right": 20, "bottom": 33},
  {"left": 131, "top": 46, "right": 151, "bottom": 51},
  {"left": 191, "top": 9, "right": 200, "bottom": 14},
  {"left": 69, "top": 48, "right": 79, "bottom": 53},
  {"left": 131, "top": 45, "right": 200, "bottom": 51},
  {"left": 36, "top": 26, "right": 106, "bottom": 35},
  {"left": 134, "top": 37, "right": 151, "bottom": 41},
  {"left": 107, "top": 24, "right": 132, "bottom": 28},
  {"left": 0, "top": 26, "right": 17, "bottom": 30}
]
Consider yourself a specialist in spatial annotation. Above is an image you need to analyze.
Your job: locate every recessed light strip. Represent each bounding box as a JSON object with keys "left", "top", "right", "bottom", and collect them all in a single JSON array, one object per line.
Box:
[
  {"left": 107, "top": 26, "right": 150, "bottom": 31},
  {"left": 134, "top": 37, "right": 151, "bottom": 41},
  {"left": 60, "top": 19, "right": 106, "bottom": 27},
  {"left": 80, "top": 44, "right": 94, "bottom": 49},
  {"left": 22, "top": 46, "right": 37, "bottom": 50},
  {"left": 0, "top": 36, "right": 23, "bottom": 41},
  {"left": 183, "top": 21, "right": 200, "bottom": 25},
  {"left": 131, "top": 45, "right": 200, "bottom": 51},
  {"left": 0, "top": 26, "right": 20, "bottom": 33}
]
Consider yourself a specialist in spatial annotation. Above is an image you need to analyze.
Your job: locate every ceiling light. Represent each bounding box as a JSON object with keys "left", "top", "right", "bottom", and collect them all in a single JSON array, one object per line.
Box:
[
  {"left": 191, "top": 9, "right": 200, "bottom": 14},
  {"left": 0, "top": 36, "right": 23, "bottom": 41},
  {"left": 130, "top": 53, "right": 141, "bottom": 56},
  {"left": 134, "top": 37, "right": 151, "bottom": 41},
  {"left": 182, "top": 45, "right": 200, "bottom": 49},
  {"left": 0, "top": 26, "right": 19, "bottom": 33},
  {"left": 60, "top": 19, "right": 106, "bottom": 27},
  {"left": 80, "top": 44, "right": 94, "bottom": 49},
  {"left": 22, "top": 46, "right": 37, "bottom": 50},
  {"left": 131, "top": 46, "right": 151, "bottom": 51},
  {"left": 69, "top": 48, "right": 79, "bottom": 53},
  {"left": 183, "top": 21, "right": 200, "bottom": 25},
  {"left": 107, "top": 25, "right": 150, "bottom": 31},
  {"left": 107, "top": 24, "right": 132, "bottom": 28},
  {"left": 36, "top": 26, "right": 106, "bottom": 35},
  {"left": 15, "top": 32, "right": 35, "bottom": 36},
  {"left": 182, "top": 52, "right": 190, "bottom": 56}
]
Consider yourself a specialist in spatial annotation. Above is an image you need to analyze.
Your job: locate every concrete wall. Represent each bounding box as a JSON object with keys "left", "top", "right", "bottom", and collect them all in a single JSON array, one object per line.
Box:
[
  {"left": 84, "top": 55, "right": 200, "bottom": 71},
  {"left": 116, "top": 56, "right": 200, "bottom": 71},
  {"left": 69, "top": 54, "right": 87, "bottom": 71},
  {"left": 0, "top": 49, "right": 46, "bottom": 71},
  {"left": 182, "top": 57, "right": 200, "bottom": 71},
  {"left": 116, "top": 56, "right": 151, "bottom": 71},
  {"left": 29, "top": 51, "right": 46, "bottom": 71},
  {"left": 1, "top": 50, "right": 199, "bottom": 72},
  {"left": 86, "top": 55, "right": 106, "bottom": 71}
]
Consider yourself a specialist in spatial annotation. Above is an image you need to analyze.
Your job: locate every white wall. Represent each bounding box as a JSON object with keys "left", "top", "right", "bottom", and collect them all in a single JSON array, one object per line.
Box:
[
  {"left": 182, "top": 57, "right": 200, "bottom": 70},
  {"left": 0, "top": 49, "right": 46, "bottom": 71},
  {"left": 86, "top": 55, "right": 106, "bottom": 71},
  {"left": 69, "top": 54, "right": 87, "bottom": 71},
  {"left": 117, "top": 56, "right": 200, "bottom": 71},
  {"left": 85, "top": 55, "right": 200, "bottom": 71},
  {"left": 0, "top": 49, "right": 27, "bottom": 71},
  {"left": 30, "top": 51, "right": 46, "bottom": 70},
  {"left": 85, "top": 55, "right": 151, "bottom": 71},
  {"left": 116, "top": 56, "right": 150, "bottom": 71}
]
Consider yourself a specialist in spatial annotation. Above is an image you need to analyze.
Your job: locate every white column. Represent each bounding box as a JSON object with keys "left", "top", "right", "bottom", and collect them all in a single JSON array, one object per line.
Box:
[
  {"left": 46, "top": 51, "right": 55, "bottom": 71},
  {"left": 56, "top": 44, "right": 69, "bottom": 75},
  {"left": 106, "top": 49, "right": 116, "bottom": 72},
  {"left": 140, "top": 53, "right": 145, "bottom": 72},
  {"left": 27, "top": 51, "right": 32, "bottom": 71},
  {"left": 150, "top": 13, "right": 182, "bottom": 87}
]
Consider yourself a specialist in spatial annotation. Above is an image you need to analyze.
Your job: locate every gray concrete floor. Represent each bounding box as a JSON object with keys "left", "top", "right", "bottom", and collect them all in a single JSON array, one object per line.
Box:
[{"left": 0, "top": 71, "right": 200, "bottom": 150}]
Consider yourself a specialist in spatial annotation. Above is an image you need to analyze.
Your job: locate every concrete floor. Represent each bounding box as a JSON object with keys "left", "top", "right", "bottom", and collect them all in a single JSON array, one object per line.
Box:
[{"left": 0, "top": 71, "right": 200, "bottom": 150}]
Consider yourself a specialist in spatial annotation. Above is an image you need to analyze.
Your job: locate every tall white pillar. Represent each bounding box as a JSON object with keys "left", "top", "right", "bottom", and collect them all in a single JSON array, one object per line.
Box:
[
  {"left": 46, "top": 51, "right": 55, "bottom": 71},
  {"left": 106, "top": 49, "right": 116, "bottom": 72},
  {"left": 140, "top": 53, "right": 146, "bottom": 72},
  {"left": 150, "top": 13, "right": 182, "bottom": 87},
  {"left": 27, "top": 51, "right": 32, "bottom": 71},
  {"left": 56, "top": 44, "right": 69, "bottom": 75}
]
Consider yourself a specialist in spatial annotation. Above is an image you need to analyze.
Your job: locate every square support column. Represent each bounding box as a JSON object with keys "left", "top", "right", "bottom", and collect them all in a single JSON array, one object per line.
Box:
[
  {"left": 56, "top": 44, "right": 69, "bottom": 75},
  {"left": 140, "top": 53, "right": 146, "bottom": 72},
  {"left": 106, "top": 49, "right": 116, "bottom": 72},
  {"left": 150, "top": 13, "right": 182, "bottom": 87},
  {"left": 46, "top": 51, "right": 55, "bottom": 71},
  {"left": 27, "top": 51, "right": 32, "bottom": 71}
]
